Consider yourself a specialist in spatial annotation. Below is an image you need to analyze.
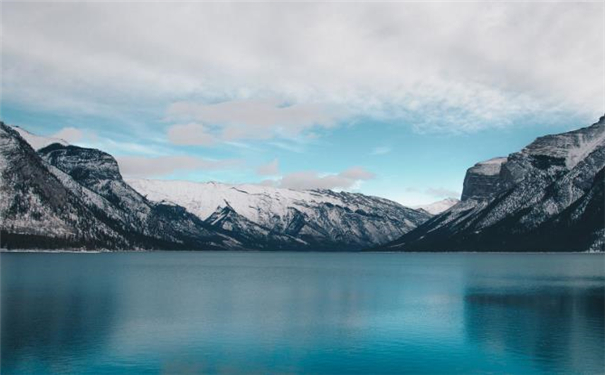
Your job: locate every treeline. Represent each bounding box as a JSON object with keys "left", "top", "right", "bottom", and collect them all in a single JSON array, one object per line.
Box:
[
  {"left": 0, "top": 231, "right": 113, "bottom": 250},
  {"left": 0, "top": 230, "right": 227, "bottom": 251}
]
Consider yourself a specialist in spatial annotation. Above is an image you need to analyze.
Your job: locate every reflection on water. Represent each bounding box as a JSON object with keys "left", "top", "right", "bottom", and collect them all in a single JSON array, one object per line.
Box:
[
  {"left": 1, "top": 252, "right": 604, "bottom": 375},
  {"left": 1, "top": 254, "right": 121, "bottom": 375},
  {"left": 465, "top": 287, "right": 604, "bottom": 374}
]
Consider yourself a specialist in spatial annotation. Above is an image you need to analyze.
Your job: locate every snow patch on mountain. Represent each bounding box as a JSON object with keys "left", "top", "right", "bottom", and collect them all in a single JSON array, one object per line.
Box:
[
  {"left": 414, "top": 198, "right": 460, "bottom": 215},
  {"left": 519, "top": 116, "right": 605, "bottom": 169},
  {"left": 565, "top": 129, "right": 605, "bottom": 168},
  {"left": 12, "top": 126, "right": 68, "bottom": 150},
  {"left": 469, "top": 157, "right": 507, "bottom": 176},
  {"left": 127, "top": 179, "right": 343, "bottom": 221}
]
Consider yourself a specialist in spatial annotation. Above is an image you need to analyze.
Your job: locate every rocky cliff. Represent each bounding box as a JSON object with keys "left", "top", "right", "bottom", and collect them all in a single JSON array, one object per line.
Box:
[{"left": 378, "top": 115, "right": 605, "bottom": 252}]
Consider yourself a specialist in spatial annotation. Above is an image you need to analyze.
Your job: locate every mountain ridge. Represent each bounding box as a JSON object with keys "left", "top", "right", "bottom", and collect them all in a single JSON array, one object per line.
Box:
[
  {"left": 2, "top": 116, "right": 602, "bottom": 252},
  {"left": 376, "top": 115, "right": 605, "bottom": 252},
  {"left": 127, "top": 178, "right": 430, "bottom": 250},
  {"left": 1, "top": 122, "right": 428, "bottom": 250},
  {"left": 414, "top": 198, "right": 460, "bottom": 215}
]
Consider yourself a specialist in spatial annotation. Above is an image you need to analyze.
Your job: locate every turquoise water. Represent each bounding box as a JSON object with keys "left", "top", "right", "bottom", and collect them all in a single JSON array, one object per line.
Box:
[{"left": 1, "top": 252, "right": 603, "bottom": 375}]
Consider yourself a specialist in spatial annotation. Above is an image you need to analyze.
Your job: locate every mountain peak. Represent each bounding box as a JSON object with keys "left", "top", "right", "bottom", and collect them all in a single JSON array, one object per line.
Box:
[
  {"left": 39, "top": 144, "right": 123, "bottom": 185},
  {"left": 461, "top": 157, "right": 507, "bottom": 201},
  {"left": 414, "top": 198, "right": 460, "bottom": 215},
  {"left": 127, "top": 177, "right": 430, "bottom": 250}
]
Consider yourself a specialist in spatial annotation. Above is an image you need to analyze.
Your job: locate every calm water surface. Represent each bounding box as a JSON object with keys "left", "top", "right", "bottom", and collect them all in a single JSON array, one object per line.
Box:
[{"left": 1, "top": 252, "right": 604, "bottom": 375}]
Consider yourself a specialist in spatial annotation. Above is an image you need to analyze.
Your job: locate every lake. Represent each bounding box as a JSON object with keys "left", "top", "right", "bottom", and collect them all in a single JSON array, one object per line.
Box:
[{"left": 1, "top": 252, "right": 604, "bottom": 375}]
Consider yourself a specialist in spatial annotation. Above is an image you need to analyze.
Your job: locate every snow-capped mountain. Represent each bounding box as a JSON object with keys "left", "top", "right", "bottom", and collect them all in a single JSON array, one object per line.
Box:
[
  {"left": 5, "top": 115, "right": 601, "bottom": 252},
  {"left": 1, "top": 121, "right": 429, "bottom": 251},
  {"left": 380, "top": 115, "right": 605, "bottom": 252},
  {"left": 127, "top": 179, "right": 430, "bottom": 250},
  {"left": 414, "top": 198, "right": 460, "bottom": 215},
  {"left": 0, "top": 122, "right": 238, "bottom": 250},
  {"left": 38, "top": 143, "right": 238, "bottom": 250},
  {"left": 0, "top": 122, "right": 125, "bottom": 248}
]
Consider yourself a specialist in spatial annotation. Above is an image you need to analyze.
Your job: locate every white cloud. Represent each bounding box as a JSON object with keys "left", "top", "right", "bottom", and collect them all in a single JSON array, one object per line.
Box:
[
  {"left": 167, "top": 123, "right": 215, "bottom": 146},
  {"left": 277, "top": 167, "right": 375, "bottom": 190},
  {"left": 267, "top": 140, "right": 306, "bottom": 153},
  {"left": 52, "top": 127, "right": 84, "bottom": 143},
  {"left": 23, "top": 124, "right": 167, "bottom": 156},
  {"left": 425, "top": 187, "right": 460, "bottom": 198},
  {"left": 256, "top": 158, "right": 279, "bottom": 176},
  {"left": 166, "top": 99, "right": 346, "bottom": 142},
  {"left": 116, "top": 155, "right": 241, "bottom": 178},
  {"left": 3, "top": 2, "right": 602, "bottom": 132},
  {"left": 92, "top": 138, "right": 162, "bottom": 156},
  {"left": 258, "top": 179, "right": 279, "bottom": 187},
  {"left": 338, "top": 166, "right": 376, "bottom": 181}
]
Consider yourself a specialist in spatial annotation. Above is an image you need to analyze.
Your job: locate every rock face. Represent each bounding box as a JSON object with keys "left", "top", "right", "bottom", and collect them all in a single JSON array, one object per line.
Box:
[
  {"left": 127, "top": 179, "right": 431, "bottom": 250},
  {"left": 0, "top": 122, "right": 236, "bottom": 250},
  {"left": 461, "top": 158, "right": 507, "bottom": 200},
  {"left": 379, "top": 115, "right": 605, "bottom": 252},
  {"left": 0, "top": 123, "right": 124, "bottom": 249},
  {"left": 37, "top": 143, "right": 236, "bottom": 250}
]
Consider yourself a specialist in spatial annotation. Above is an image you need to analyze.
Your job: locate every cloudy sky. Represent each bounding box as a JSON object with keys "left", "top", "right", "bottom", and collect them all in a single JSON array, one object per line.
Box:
[{"left": 2, "top": 1, "right": 603, "bottom": 206}]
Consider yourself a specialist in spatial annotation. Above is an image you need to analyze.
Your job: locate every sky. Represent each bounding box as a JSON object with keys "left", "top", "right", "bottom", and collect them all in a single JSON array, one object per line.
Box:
[{"left": 1, "top": 1, "right": 604, "bottom": 206}]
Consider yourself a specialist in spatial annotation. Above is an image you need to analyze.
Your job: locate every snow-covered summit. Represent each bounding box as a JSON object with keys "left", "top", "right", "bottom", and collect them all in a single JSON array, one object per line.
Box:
[
  {"left": 128, "top": 179, "right": 390, "bottom": 220},
  {"left": 127, "top": 178, "right": 430, "bottom": 250},
  {"left": 415, "top": 198, "right": 460, "bottom": 215},
  {"left": 12, "top": 126, "right": 68, "bottom": 150},
  {"left": 470, "top": 157, "right": 507, "bottom": 175},
  {"left": 461, "top": 157, "right": 507, "bottom": 201}
]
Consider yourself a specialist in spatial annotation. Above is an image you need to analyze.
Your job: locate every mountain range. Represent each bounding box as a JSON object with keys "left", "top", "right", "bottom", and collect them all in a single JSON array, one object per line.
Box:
[
  {"left": 126, "top": 178, "right": 428, "bottom": 250},
  {"left": 0, "top": 122, "right": 428, "bottom": 250},
  {"left": 1, "top": 115, "right": 603, "bottom": 252}
]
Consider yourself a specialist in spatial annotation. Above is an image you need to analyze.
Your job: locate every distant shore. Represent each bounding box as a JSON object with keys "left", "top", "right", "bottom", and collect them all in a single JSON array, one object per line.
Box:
[{"left": 1, "top": 249, "right": 603, "bottom": 254}]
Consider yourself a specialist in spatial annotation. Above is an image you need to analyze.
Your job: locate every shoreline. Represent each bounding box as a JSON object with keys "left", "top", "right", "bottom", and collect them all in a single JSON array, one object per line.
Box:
[{"left": 1, "top": 249, "right": 603, "bottom": 254}]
